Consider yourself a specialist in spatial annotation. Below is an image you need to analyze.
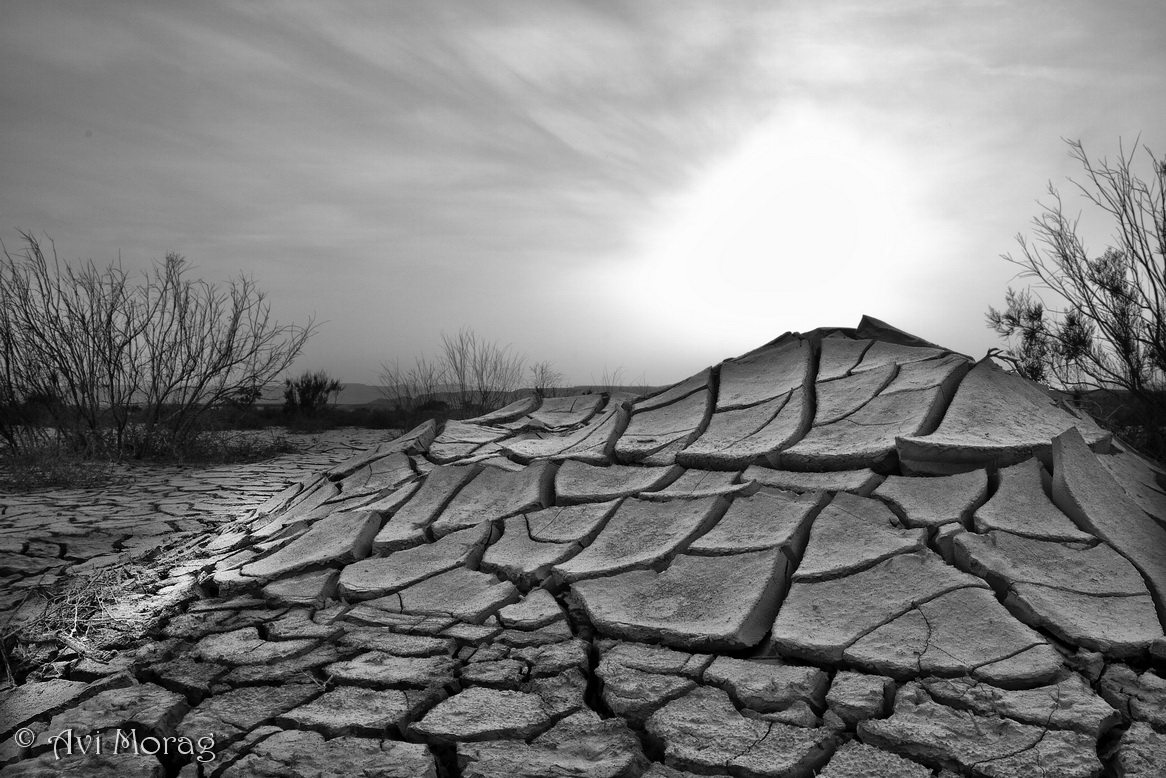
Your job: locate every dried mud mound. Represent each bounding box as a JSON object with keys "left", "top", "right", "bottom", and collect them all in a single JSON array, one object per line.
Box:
[{"left": 3, "top": 316, "right": 1165, "bottom": 777}]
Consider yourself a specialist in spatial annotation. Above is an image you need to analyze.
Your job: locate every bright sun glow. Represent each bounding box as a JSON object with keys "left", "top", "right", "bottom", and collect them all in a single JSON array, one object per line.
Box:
[{"left": 621, "top": 105, "right": 943, "bottom": 352}]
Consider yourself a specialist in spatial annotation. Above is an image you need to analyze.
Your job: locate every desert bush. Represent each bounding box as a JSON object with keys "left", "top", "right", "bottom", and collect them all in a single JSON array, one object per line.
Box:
[
  {"left": 283, "top": 370, "right": 343, "bottom": 415},
  {"left": 0, "top": 231, "right": 315, "bottom": 459},
  {"left": 378, "top": 355, "right": 447, "bottom": 412},
  {"left": 529, "top": 360, "right": 565, "bottom": 399},
  {"left": 441, "top": 327, "right": 526, "bottom": 413},
  {"left": 987, "top": 138, "right": 1166, "bottom": 461},
  {"left": 0, "top": 441, "right": 120, "bottom": 491},
  {"left": 163, "top": 428, "right": 297, "bottom": 464},
  {"left": 379, "top": 327, "right": 528, "bottom": 416}
]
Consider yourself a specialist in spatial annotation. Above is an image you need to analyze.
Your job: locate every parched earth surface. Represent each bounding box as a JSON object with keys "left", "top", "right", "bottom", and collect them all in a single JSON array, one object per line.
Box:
[{"left": 2, "top": 317, "right": 1165, "bottom": 777}]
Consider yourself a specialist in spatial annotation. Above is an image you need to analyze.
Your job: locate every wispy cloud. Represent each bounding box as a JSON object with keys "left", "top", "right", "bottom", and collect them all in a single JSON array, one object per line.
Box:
[{"left": 1, "top": 1, "right": 1163, "bottom": 383}]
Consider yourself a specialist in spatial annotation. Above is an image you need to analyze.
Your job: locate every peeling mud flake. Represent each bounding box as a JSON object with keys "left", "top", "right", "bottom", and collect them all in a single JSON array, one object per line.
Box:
[
  {"left": 717, "top": 337, "right": 812, "bottom": 410},
  {"left": 239, "top": 509, "right": 380, "bottom": 580},
  {"left": 1052, "top": 428, "right": 1166, "bottom": 627},
  {"left": 952, "top": 527, "right": 1151, "bottom": 596},
  {"left": 858, "top": 682, "right": 1102, "bottom": 778},
  {"left": 871, "top": 469, "right": 987, "bottom": 529},
  {"left": 513, "top": 638, "right": 589, "bottom": 678},
  {"left": 191, "top": 627, "right": 319, "bottom": 666},
  {"left": 920, "top": 675, "right": 1120, "bottom": 738},
  {"left": 218, "top": 643, "right": 349, "bottom": 686},
  {"left": 324, "top": 420, "right": 435, "bottom": 479},
  {"left": 572, "top": 547, "right": 787, "bottom": 651},
  {"left": 678, "top": 389, "right": 811, "bottom": 468},
  {"left": 770, "top": 551, "right": 986, "bottom": 664},
  {"left": 0, "top": 679, "right": 90, "bottom": 737},
  {"left": 816, "top": 334, "right": 871, "bottom": 380},
  {"left": 0, "top": 750, "right": 165, "bottom": 777},
  {"left": 176, "top": 684, "right": 318, "bottom": 745},
  {"left": 780, "top": 382, "right": 960, "bottom": 472},
  {"left": 555, "top": 461, "right": 681, "bottom": 503},
  {"left": 703, "top": 655, "right": 829, "bottom": 713},
  {"left": 524, "top": 500, "right": 621, "bottom": 544},
  {"left": 553, "top": 496, "right": 726, "bottom": 583},
  {"left": 370, "top": 463, "right": 479, "bottom": 552},
  {"left": 496, "top": 587, "right": 565, "bottom": 629},
  {"left": 338, "top": 522, "right": 493, "bottom": 601},
  {"left": 521, "top": 393, "right": 603, "bottom": 429},
  {"left": 972, "top": 458, "right": 1094, "bottom": 541},
  {"left": 596, "top": 644, "right": 704, "bottom": 724},
  {"left": 679, "top": 393, "right": 789, "bottom": 456},
  {"left": 340, "top": 451, "right": 416, "bottom": 497},
  {"left": 281, "top": 685, "right": 436, "bottom": 737},
  {"left": 458, "top": 709, "right": 649, "bottom": 778},
  {"left": 794, "top": 492, "right": 926, "bottom": 581},
  {"left": 880, "top": 353, "right": 970, "bottom": 396},
  {"left": 337, "top": 628, "right": 455, "bottom": 657},
  {"left": 480, "top": 515, "right": 580, "bottom": 585},
  {"left": 597, "top": 639, "right": 713, "bottom": 677},
  {"left": 824, "top": 671, "right": 894, "bottom": 726},
  {"left": 409, "top": 687, "right": 552, "bottom": 742},
  {"left": 1098, "top": 664, "right": 1166, "bottom": 728},
  {"left": 852, "top": 340, "right": 946, "bottom": 373},
  {"left": 742, "top": 465, "right": 884, "bottom": 496},
  {"left": 260, "top": 567, "right": 339, "bottom": 607},
  {"left": 30, "top": 683, "right": 190, "bottom": 750},
  {"left": 324, "top": 651, "right": 458, "bottom": 688},
  {"left": 687, "top": 487, "right": 825, "bottom": 556},
  {"left": 645, "top": 685, "right": 835, "bottom": 777},
  {"left": 429, "top": 420, "right": 512, "bottom": 463},
  {"left": 430, "top": 460, "right": 554, "bottom": 538},
  {"left": 382, "top": 566, "right": 519, "bottom": 623},
  {"left": 1005, "top": 583, "right": 1162, "bottom": 658},
  {"left": 640, "top": 468, "right": 750, "bottom": 500},
  {"left": 897, "top": 358, "right": 1111, "bottom": 474},
  {"left": 504, "top": 401, "right": 626, "bottom": 462},
  {"left": 220, "top": 729, "right": 436, "bottom": 778},
  {"left": 635, "top": 368, "right": 712, "bottom": 413},
  {"left": 816, "top": 739, "right": 932, "bottom": 778},
  {"left": 597, "top": 664, "right": 696, "bottom": 725},
  {"left": 813, "top": 364, "right": 896, "bottom": 426},
  {"left": 843, "top": 586, "right": 1061, "bottom": 684},
  {"left": 460, "top": 658, "right": 526, "bottom": 689},
  {"left": 1115, "top": 722, "right": 1166, "bottom": 777},
  {"left": 614, "top": 389, "right": 711, "bottom": 461},
  {"left": 951, "top": 527, "right": 1163, "bottom": 658},
  {"left": 1099, "top": 447, "right": 1166, "bottom": 523},
  {"left": 466, "top": 396, "right": 539, "bottom": 425}
]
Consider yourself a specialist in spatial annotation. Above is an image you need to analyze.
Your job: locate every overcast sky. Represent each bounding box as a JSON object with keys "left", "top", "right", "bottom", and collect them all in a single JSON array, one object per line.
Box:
[{"left": 2, "top": 1, "right": 1164, "bottom": 387}]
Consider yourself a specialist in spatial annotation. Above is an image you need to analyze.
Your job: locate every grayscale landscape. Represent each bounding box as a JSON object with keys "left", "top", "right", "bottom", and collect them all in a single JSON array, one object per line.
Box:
[{"left": 1, "top": 3, "right": 1164, "bottom": 777}]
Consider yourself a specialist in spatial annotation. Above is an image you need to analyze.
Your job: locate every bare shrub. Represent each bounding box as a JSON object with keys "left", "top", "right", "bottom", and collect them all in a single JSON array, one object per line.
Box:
[
  {"left": 987, "top": 138, "right": 1166, "bottom": 459},
  {"left": 529, "top": 360, "right": 565, "bottom": 399},
  {"left": 380, "top": 327, "right": 528, "bottom": 417},
  {"left": 283, "top": 370, "right": 343, "bottom": 415},
  {"left": 378, "top": 355, "right": 447, "bottom": 411},
  {"left": 0, "top": 231, "right": 315, "bottom": 459}
]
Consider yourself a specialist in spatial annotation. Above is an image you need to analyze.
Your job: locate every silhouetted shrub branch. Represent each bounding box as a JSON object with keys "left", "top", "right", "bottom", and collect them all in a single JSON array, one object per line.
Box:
[
  {"left": 987, "top": 138, "right": 1166, "bottom": 460},
  {"left": 0, "top": 231, "right": 316, "bottom": 459}
]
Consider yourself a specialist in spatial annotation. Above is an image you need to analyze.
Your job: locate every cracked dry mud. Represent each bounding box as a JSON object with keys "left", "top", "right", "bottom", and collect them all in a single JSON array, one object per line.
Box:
[{"left": 2, "top": 316, "right": 1165, "bottom": 777}]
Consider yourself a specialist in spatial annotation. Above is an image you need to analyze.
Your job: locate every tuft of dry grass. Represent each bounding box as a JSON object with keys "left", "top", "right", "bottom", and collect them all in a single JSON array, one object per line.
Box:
[
  {"left": 0, "top": 446, "right": 123, "bottom": 492},
  {"left": 143, "top": 427, "right": 299, "bottom": 466},
  {"left": 1, "top": 562, "right": 168, "bottom": 684}
]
